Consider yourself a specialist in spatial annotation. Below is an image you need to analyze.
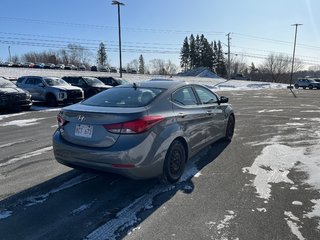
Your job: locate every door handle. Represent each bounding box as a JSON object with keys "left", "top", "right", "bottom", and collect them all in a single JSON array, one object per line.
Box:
[{"left": 178, "top": 112, "right": 186, "bottom": 118}]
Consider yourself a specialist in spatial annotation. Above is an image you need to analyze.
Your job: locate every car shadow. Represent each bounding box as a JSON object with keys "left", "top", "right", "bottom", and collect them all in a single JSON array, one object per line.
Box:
[{"left": 0, "top": 139, "right": 230, "bottom": 240}]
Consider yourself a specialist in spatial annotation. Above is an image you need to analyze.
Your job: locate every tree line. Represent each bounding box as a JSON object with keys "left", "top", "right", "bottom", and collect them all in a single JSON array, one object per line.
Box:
[{"left": 180, "top": 34, "right": 227, "bottom": 77}]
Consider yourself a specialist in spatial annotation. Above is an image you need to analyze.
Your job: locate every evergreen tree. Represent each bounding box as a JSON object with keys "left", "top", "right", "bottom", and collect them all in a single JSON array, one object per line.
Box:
[
  {"left": 180, "top": 37, "right": 190, "bottom": 71},
  {"left": 189, "top": 34, "right": 196, "bottom": 69},
  {"left": 212, "top": 41, "right": 218, "bottom": 72},
  {"left": 138, "top": 54, "right": 145, "bottom": 74},
  {"left": 214, "top": 41, "right": 227, "bottom": 77},
  {"left": 97, "top": 42, "right": 107, "bottom": 67},
  {"left": 194, "top": 34, "right": 201, "bottom": 68}
]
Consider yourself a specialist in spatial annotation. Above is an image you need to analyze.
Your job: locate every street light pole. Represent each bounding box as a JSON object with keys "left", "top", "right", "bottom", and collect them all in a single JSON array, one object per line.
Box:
[
  {"left": 112, "top": 0, "right": 125, "bottom": 78},
  {"left": 226, "top": 33, "right": 231, "bottom": 80},
  {"left": 8, "top": 46, "right": 12, "bottom": 62},
  {"left": 289, "top": 23, "right": 302, "bottom": 89}
]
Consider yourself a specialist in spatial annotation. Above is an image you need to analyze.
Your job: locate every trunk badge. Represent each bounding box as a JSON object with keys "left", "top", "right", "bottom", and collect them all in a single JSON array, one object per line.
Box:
[{"left": 78, "top": 115, "right": 85, "bottom": 121}]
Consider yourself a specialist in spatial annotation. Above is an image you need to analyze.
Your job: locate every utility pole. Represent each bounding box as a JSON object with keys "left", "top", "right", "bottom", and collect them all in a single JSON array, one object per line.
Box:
[
  {"left": 8, "top": 46, "right": 12, "bottom": 62},
  {"left": 112, "top": 1, "right": 125, "bottom": 78},
  {"left": 226, "top": 33, "right": 231, "bottom": 80},
  {"left": 289, "top": 23, "right": 302, "bottom": 89}
]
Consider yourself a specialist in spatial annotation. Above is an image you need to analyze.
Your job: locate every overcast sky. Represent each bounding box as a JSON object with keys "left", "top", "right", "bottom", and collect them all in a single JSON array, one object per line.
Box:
[{"left": 1, "top": 0, "right": 320, "bottom": 69}]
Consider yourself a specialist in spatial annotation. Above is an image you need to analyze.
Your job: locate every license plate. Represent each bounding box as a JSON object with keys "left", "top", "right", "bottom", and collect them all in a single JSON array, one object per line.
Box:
[{"left": 75, "top": 124, "right": 93, "bottom": 138}]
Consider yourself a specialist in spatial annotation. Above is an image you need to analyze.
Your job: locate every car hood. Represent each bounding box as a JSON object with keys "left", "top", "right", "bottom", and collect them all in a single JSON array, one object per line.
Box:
[
  {"left": 49, "top": 85, "right": 83, "bottom": 91},
  {"left": 0, "top": 87, "right": 28, "bottom": 94},
  {"left": 91, "top": 85, "right": 113, "bottom": 89}
]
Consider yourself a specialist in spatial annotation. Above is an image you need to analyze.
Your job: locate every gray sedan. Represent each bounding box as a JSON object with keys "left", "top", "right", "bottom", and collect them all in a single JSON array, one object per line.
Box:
[{"left": 52, "top": 80, "right": 235, "bottom": 183}]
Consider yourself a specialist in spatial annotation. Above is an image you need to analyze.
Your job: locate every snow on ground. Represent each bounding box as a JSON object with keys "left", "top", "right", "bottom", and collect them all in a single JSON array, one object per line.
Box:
[
  {"left": 0, "top": 118, "right": 45, "bottom": 127},
  {"left": 0, "top": 66, "right": 288, "bottom": 91},
  {"left": 244, "top": 117, "right": 320, "bottom": 235}
]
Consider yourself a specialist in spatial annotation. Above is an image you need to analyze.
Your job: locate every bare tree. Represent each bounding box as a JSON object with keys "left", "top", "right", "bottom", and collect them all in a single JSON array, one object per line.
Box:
[
  {"left": 230, "top": 54, "right": 248, "bottom": 75},
  {"left": 149, "top": 59, "right": 178, "bottom": 75},
  {"left": 259, "top": 53, "right": 291, "bottom": 83},
  {"left": 127, "top": 59, "right": 139, "bottom": 71}
]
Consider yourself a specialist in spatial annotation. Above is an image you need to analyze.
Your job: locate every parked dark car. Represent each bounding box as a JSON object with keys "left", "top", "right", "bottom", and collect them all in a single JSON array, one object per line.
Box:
[
  {"left": 0, "top": 77, "right": 32, "bottom": 111},
  {"left": 98, "top": 66, "right": 109, "bottom": 72},
  {"left": 109, "top": 67, "right": 117, "bottom": 73},
  {"left": 78, "top": 65, "right": 86, "bottom": 71},
  {"left": 62, "top": 76, "right": 112, "bottom": 98},
  {"left": 90, "top": 66, "right": 98, "bottom": 71},
  {"left": 55, "top": 64, "right": 65, "bottom": 70},
  {"left": 33, "top": 63, "right": 45, "bottom": 69},
  {"left": 95, "top": 76, "right": 129, "bottom": 86},
  {"left": 53, "top": 80, "right": 235, "bottom": 183}
]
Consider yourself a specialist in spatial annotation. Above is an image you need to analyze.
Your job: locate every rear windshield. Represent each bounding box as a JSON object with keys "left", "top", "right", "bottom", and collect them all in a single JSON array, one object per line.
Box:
[{"left": 82, "top": 87, "right": 164, "bottom": 107}]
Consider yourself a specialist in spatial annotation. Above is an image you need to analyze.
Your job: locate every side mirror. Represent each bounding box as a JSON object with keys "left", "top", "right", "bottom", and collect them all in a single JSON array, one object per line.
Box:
[
  {"left": 219, "top": 96, "right": 229, "bottom": 104},
  {"left": 38, "top": 83, "right": 45, "bottom": 88}
]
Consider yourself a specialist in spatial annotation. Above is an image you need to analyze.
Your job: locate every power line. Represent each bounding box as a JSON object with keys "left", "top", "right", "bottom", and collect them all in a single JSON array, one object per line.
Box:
[{"left": 0, "top": 17, "right": 225, "bottom": 35}]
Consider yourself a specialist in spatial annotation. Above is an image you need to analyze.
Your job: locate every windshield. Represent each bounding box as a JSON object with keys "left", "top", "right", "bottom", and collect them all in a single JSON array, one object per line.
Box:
[
  {"left": 82, "top": 87, "right": 164, "bottom": 107},
  {"left": 44, "top": 77, "right": 69, "bottom": 86},
  {"left": 0, "top": 78, "right": 16, "bottom": 88},
  {"left": 119, "top": 79, "right": 130, "bottom": 85},
  {"left": 83, "top": 77, "right": 105, "bottom": 86}
]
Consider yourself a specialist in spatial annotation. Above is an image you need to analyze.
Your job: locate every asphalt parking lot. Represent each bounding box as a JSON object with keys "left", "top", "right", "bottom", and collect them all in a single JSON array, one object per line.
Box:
[{"left": 0, "top": 89, "right": 319, "bottom": 240}]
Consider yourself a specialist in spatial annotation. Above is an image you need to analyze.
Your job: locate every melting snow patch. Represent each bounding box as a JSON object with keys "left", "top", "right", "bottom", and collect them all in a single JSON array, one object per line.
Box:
[
  {"left": 86, "top": 164, "right": 201, "bottom": 240},
  {"left": 284, "top": 211, "right": 305, "bottom": 240},
  {"left": 0, "top": 118, "right": 45, "bottom": 127},
  {"left": 71, "top": 201, "right": 95, "bottom": 215},
  {"left": 242, "top": 144, "right": 300, "bottom": 200},
  {"left": 0, "top": 146, "right": 53, "bottom": 167},
  {"left": 0, "top": 112, "right": 27, "bottom": 121},
  {"left": 25, "top": 173, "right": 96, "bottom": 207},
  {"left": 217, "top": 210, "right": 236, "bottom": 234},
  {"left": 292, "top": 201, "right": 303, "bottom": 206},
  {"left": 304, "top": 199, "right": 320, "bottom": 229},
  {"left": 0, "top": 210, "right": 12, "bottom": 220},
  {"left": 257, "top": 208, "right": 267, "bottom": 212},
  {"left": 286, "top": 123, "right": 305, "bottom": 126}
]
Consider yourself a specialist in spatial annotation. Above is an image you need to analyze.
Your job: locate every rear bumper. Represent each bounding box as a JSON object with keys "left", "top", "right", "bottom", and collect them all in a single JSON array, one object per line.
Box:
[{"left": 52, "top": 130, "right": 165, "bottom": 179}]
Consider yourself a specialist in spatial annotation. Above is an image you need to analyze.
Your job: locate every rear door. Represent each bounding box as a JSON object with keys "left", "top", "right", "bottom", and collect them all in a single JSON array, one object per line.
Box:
[{"left": 171, "top": 86, "right": 209, "bottom": 154}]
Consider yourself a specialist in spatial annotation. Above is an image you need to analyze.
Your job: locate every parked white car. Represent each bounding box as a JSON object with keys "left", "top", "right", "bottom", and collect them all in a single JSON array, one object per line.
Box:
[{"left": 16, "top": 76, "right": 84, "bottom": 106}]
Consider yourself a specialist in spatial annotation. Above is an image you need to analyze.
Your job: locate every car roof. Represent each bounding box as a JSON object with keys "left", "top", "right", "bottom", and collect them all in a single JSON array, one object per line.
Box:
[{"left": 118, "top": 79, "right": 186, "bottom": 89}]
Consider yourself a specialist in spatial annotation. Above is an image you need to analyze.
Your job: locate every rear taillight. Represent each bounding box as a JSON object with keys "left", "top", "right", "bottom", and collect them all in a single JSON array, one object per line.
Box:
[
  {"left": 57, "top": 113, "right": 69, "bottom": 127},
  {"left": 104, "top": 116, "right": 164, "bottom": 134}
]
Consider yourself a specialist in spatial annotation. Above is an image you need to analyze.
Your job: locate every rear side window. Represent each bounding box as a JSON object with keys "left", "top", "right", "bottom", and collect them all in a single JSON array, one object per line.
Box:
[
  {"left": 82, "top": 87, "right": 164, "bottom": 107},
  {"left": 172, "top": 87, "right": 198, "bottom": 106}
]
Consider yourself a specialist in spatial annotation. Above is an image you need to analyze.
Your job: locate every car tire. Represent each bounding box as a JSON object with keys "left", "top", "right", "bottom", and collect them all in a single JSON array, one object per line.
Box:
[
  {"left": 21, "top": 106, "right": 31, "bottom": 111},
  {"left": 303, "top": 86, "right": 306, "bottom": 89},
  {"left": 224, "top": 114, "right": 235, "bottom": 141},
  {"left": 308, "top": 85, "right": 313, "bottom": 90},
  {"left": 161, "top": 140, "right": 186, "bottom": 184},
  {"left": 46, "top": 94, "right": 58, "bottom": 107},
  {"left": 294, "top": 84, "right": 299, "bottom": 89}
]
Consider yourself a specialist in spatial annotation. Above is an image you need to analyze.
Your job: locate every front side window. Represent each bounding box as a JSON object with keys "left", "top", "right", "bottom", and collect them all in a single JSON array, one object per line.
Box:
[
  {"left": 44, "top": 78, "right": 69, "bottom": 86},
  {"left": 194, "top": 86, "right": 218, "bottom": 104}
]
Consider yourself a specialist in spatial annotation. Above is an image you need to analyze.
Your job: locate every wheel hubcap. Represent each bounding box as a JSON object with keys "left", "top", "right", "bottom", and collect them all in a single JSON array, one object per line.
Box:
[{"left": 170, "top": 149, "right": 182, "bottom": 175}]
